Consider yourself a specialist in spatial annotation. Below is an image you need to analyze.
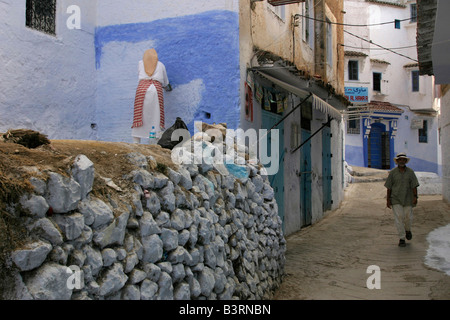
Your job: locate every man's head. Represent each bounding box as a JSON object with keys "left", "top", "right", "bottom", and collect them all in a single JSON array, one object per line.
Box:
[{"left": 394, "top": 153, "right": 410, "bottom": 167}]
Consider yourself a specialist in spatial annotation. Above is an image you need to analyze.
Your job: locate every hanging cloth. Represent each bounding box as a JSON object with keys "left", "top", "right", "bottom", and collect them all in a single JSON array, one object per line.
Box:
[{"left": 131, "top": 79, "right": 165, "bottom": 130}]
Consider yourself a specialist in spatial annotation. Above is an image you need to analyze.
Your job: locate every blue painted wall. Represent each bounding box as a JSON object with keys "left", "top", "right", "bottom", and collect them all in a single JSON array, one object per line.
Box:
[
  {"left": 345, "top": 144, "right": 365, "bottom": 167},
  {"left": 94, "top": 10, "right": 240, "bottom": 142}
]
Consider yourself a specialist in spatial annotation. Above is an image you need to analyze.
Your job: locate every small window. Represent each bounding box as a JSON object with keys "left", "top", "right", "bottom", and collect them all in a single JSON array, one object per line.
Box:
[
  {"left": 410, "top": 3, "right": 417, "bottom": 23},
  {"left": 373, "top": 72, "right": 382, "bottom": 92},
  {"left": 348, "top": 60, "right": 359, "bottom": 81},
  {"left": 419, "top": 119, "right": 428, "bottom": 143},
  {"left": 394, "top": 19, "right": 401, "bottom": 29},
  {"left": 347, "top": 118, "right": 360, "bottom": 134},
  {"left": 26, "top": 0, "right": 57, "bottom": 35},
  {"left": 412, "top": 70, "right": 420, "bottom": 92}
]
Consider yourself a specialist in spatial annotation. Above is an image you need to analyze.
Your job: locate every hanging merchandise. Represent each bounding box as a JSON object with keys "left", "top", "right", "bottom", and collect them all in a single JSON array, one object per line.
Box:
[
  {"left": 276, "top": 93, "right": 285, "bottom": 114},
  {"left": 245, "top": 82, "right": 254, "bottom": 122},
  {"left": 255, "top": 83, "right": 263, "bottom": 105},
  {"left": 264, "top": 88, "right": 271, "bottom": 111}
]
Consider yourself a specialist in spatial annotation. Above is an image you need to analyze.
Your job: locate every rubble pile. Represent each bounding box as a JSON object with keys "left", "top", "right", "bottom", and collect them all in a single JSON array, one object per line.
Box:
[{"left": 2, "top": 131, "right": 286, "bottom": 300}]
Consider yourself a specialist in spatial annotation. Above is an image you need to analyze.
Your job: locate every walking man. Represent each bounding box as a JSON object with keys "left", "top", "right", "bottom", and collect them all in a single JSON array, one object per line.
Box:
[{"left": 384, "top": 153, "right": 420, "bottom": 247}]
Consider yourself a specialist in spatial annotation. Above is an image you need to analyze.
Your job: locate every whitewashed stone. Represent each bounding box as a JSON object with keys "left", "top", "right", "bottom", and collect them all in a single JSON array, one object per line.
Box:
[
  {"left": 155, "top": 211, "right": 170, "bottom": 228},
  {"left": 124, "top": 252, "right": 139, "bottom": 273},
  {"left": 178, "top": 167, "right": 193, "bottom": 190},
  {"left": 115, "top": 248, "right": 127, "bottom": 261},
  {"left": 167, "top": 168, "right": 182, "bottom": 185},
  {"left": 52, "top": 213, "right": 84, "bottom": 240},
  {"left": 178, "top": 229, "right": 190, "bottom": 247},
  {"left": 140, "top": 279, "right": 158, "bottom": 300},
  {"left": 29, "top": 218, "right": 63, "bottom": 245},
  {"left": 141, "top": 234, "right": 163, "bottom": 263},
  {"left": 70, "top": 249, "right": 86, "bottom": 267},
  {"left": 145, "top": 191, "right": 160, "bottom": 215},
  {"left": 29, "top": 177, "right": 47, "bottom": 195},
  {"left": 12, "top": 240, "right": 52, "bottom": 271},
  {"left": 153, "top": 172, "right": 169, "bottom": 189},
  {"left": 161, "top": 228, "right": 178, "bottom": 251},
  {"left": 72, "top": 155, "right": 94, "bottom": 199},
  {"left": 171, "top": 263, "right": 186, "bottom": 283},
  {"left": 24, "top": 263, "right": 72, "bottom": 300},
  {"left": 98, "top": 263, "right": 128, "bottom": 297},
  {"left": 46, "top": 172, "right": 81, "bottom": 213},
  {"left": 157, "top": 272, "right": 173, "bottom": 300},
  {"left": 168, "top": 246, "right": 188, "bottom": 264},
  {"left": 174, "top": 282, "right": 190, "bottom": 300},
  {"left": 93, "top": 211, "right": 129, "bottom": 249},
  {"left": 78, "top": 197, "right": 113, "bottom": 229},
  {"left": 130, "top": 169, "right": 155, "bottom": 189},
  {"left": 129, "top": 269, "right": 147, "bottom": 284},
  {"left": 140, "top": 212, "right": 161, "bottom": 237},
  {"left": 198, "top": 266, "right": 215, "bottom": 297},
  {"left": 157, "top": 261, "right": 173, "bottom": 274},
  {"left": 122, "top": 285, "right": 140, "bottom": 300},
  {"left": 188, "top": 277, "right": 201, "bottom": 298},
  {"left": 20, "top": 194, "right": 49, "bottom": 218},
  {"left": 170, "top": 209, "right": 185, "bottom": 231},
  {"left": 143, "top": 263, "right": 161, "bottom": 282},
  {"left": 158, "top": 182, "right": 175, "bottom": 212},
  {"left": 83, "top": 245, "right": 103, "bottom": 277}
]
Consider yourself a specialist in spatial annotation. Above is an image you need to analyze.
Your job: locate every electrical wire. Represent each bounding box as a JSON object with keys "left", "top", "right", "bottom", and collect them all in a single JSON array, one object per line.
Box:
[
  {"left": 344, "top": 29, "right": 418, "bottom": 62},
  {"left": 295, "top": 13, "right": 412, "bottom": 27},
  {"left": 341, "top": 43, "right": 418, "bottom": 50}
]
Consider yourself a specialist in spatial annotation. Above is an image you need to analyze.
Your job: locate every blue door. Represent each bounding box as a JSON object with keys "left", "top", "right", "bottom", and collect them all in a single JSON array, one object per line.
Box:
[
  {"left": 261, "top": 110, "right": 285, "bottom": 230},
  {"left": 301, "top": 129, "right": 312, "bottom": 226},
  {"left": 368, "top": 123, "right": 384, "bottom": 169},
  {"left": 322, "top": 126, "right": 332, "bottom": 211}
]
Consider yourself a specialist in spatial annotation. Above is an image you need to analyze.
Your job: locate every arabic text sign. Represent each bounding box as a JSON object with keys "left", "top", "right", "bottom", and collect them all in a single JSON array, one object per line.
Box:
[{"left": 345, "top": 87, "right": 368, "bottom": 103}]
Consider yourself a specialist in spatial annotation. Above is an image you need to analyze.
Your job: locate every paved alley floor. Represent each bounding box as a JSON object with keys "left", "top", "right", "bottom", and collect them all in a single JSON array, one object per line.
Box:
[{"left": 273, "top": 180, "right": 450, "bottom": 300}]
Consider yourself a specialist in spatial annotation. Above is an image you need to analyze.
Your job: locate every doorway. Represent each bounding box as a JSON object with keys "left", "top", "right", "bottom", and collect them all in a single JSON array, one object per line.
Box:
[
  {"left": 368, "top": 122, "right": 390, "bottom": 169},
  {"left": 261, "top": 110, "right": 285, "bottom": 231},
  {"left": 322, "top": 125, "right": 332, "bottom": 211},
  {"left": 301, "top": 129, "right": 312, "bottom": 226}
]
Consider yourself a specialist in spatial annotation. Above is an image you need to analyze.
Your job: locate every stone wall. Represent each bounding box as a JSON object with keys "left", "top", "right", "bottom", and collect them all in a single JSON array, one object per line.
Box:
[{"left": 2, "top": 147, "right": 286, "bottom": 300}]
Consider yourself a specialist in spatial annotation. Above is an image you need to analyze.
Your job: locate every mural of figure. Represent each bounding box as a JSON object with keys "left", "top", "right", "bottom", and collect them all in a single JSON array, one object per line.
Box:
[{"left": 131, "top": 49, "right": 171, "bottom": 143}]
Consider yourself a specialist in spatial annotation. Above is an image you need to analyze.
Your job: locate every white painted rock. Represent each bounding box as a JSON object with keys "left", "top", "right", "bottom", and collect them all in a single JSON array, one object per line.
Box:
[
  {"left": 72, "top": 154, "right": 94, "bottom": 199},
  {"left": 11, "top": 240, "right": 52, "bottom": 271}
]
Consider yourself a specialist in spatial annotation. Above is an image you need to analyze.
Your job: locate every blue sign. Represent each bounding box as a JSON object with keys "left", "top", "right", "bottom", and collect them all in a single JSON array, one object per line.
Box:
[{"left": 345, "top": 87, "right": 368, "bottom": 103}]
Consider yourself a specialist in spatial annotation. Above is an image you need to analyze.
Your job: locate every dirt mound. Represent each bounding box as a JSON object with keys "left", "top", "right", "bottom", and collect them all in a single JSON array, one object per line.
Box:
[{"left": 0, "top": 136, "right": 179, "bottom": 297}]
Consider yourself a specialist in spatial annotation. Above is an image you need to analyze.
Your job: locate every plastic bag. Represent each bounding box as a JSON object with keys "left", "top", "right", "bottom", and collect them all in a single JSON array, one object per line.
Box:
[{"left": 157, "top": 117, "right": 189, "bottom": 150}]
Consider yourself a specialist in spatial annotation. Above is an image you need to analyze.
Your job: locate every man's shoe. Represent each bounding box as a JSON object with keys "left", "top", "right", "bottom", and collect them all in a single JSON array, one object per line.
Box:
[
  {"left": 399, "top": 239, "right": 406, "bottom": 247},
  {"left": 406, "top": 231, "right": 412, "bottom": 240}
]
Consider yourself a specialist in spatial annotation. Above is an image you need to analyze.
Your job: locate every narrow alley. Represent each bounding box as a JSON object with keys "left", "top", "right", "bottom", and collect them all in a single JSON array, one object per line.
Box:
[{"left": 273, "top": 170, "right": 450, "bottom": 300}]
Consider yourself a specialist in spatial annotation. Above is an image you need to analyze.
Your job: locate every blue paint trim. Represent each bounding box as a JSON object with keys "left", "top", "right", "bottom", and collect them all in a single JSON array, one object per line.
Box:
[
  {"left": 95, "top": 10, "right": 240, "bottom": 132},
  {"left": 407, "top": 156, "right": 439, "bottom": 174}
]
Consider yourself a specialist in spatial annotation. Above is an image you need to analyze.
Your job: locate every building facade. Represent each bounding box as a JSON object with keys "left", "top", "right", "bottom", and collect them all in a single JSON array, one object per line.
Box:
[
  {"left": 240, "top": 0, "right": 348, "bottom": 235},
  {"left": 0, "top": 0, "right": 241, "bottom": 141},
  {"left": 416, "top": 0, "right": 450, "bottom": 202},
  {"left": 343, "top": 0, "right": 441, "bottom": 174},
  {"left": 1, "top": 0, "right": 348, "bottom": 236}
]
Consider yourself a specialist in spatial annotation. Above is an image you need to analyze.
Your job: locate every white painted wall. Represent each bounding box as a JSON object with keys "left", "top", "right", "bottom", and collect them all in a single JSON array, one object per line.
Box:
[
  {"left": 96, "top": 0, "right": 239, "bottom": 26},
  {"left": 394, "top": 106, "right": 440, "bottom": 172},
  {"left": 0, "top": 0, "right": 97, "bottom": 139},
  {"left": 440, "top": 89, "right": 450, "bottom": 202},
  {"left": 343, "top": 0, "right": 440, "bottom": 173}
]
